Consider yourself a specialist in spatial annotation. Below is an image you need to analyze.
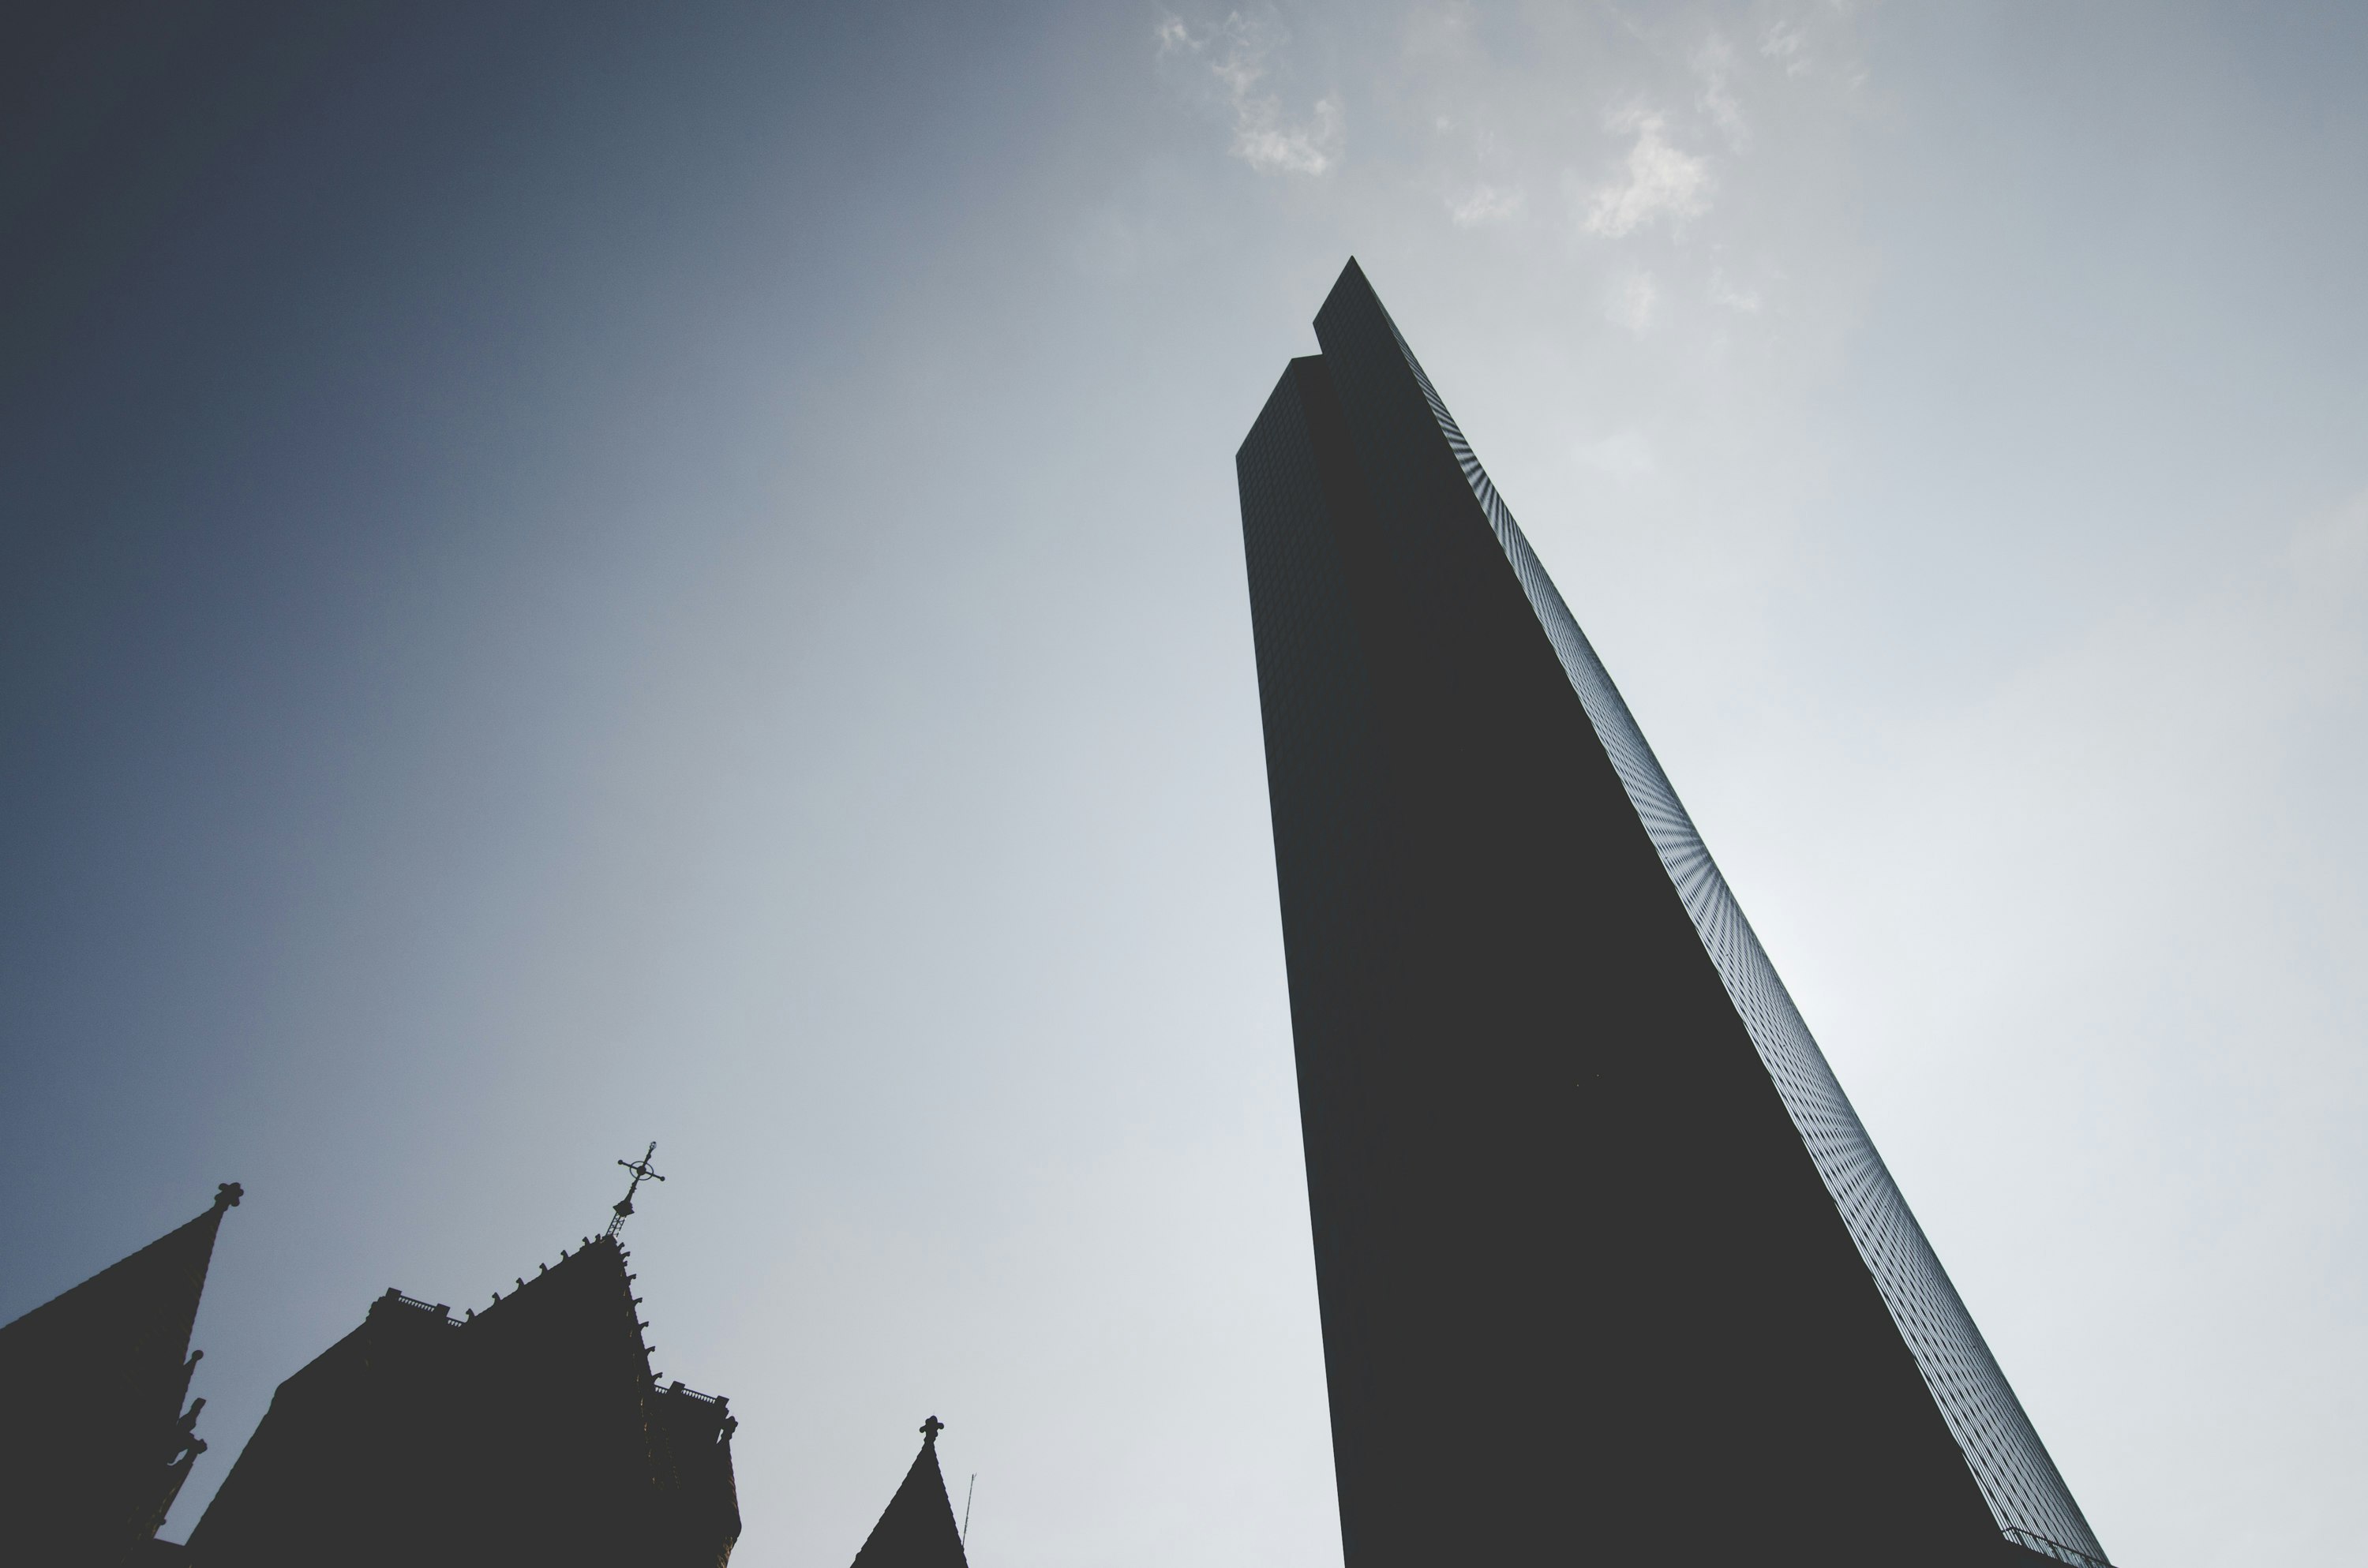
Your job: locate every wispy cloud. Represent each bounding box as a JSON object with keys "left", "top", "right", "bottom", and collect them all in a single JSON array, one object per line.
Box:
[
  {"left": 1708, "top": 269, "right": 1763, "bottom": 312},
  {"left": 1235, "top": 96, "right": 1343, "bottom": 176},
  {"left": 1158, "top": 13, "right": 1343, "bottom": 177},
  {"left": 1695, "top": 34, "right": 1751, "bottom": 152},
  {"left": 1762, "top": 19, "right": 1812, "bottom": 77},
  {"left": 1448, "top": 184, "right": 1524, "bottom": 228},
  {"left": 1609, "top": 270, "right": 1660, "bottom": 332},
  {"left": 1580, "top": 112, "right": 1712, "bottom": 238}
]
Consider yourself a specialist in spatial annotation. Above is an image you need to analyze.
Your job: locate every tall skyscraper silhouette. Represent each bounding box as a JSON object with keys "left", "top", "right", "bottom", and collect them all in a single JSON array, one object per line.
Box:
[{"left": 1235, "top": 260, "right": 2111, "bottom": 1568}]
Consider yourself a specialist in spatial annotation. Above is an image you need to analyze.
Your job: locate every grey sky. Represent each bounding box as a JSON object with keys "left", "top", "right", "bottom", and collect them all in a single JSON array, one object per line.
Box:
[{"left": 2, "top": 4, "right": 2361, "bottom": 1565}]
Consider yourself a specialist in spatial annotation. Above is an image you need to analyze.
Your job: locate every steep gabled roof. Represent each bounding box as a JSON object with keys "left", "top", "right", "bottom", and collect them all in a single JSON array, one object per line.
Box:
[
  {"left": 0, "top": 1184, "right": 241, "bottom": 1563},
  {"left": 1, "top": 1184, "right": 238, "bottom": 1394},
  {"left": 849, "top": 1420, "right": 968, "bottom": 1568}
]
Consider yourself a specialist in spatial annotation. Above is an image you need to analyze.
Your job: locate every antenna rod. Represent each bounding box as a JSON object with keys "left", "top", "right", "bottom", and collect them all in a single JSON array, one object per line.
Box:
[{"left": 962, "top": 1473, "right": 975, "bottom": 1548}]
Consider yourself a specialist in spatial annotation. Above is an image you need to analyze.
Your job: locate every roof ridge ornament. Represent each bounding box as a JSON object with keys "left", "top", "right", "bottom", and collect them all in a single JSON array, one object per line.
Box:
[{"left": 604, "top": 1143, "right": 665, "bottom": 1240}]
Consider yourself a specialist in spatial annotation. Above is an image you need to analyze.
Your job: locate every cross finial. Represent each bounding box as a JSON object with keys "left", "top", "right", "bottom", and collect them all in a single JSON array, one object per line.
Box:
[
  {"left": 603, "top": 1143, "right": 665, "bottom": 1240},
  {"left": 920, "top": 1415, "right": 945, "bottom": 1445},
  {"left": 212, "top": 1182, "right": 244, "bottom": 1211}
]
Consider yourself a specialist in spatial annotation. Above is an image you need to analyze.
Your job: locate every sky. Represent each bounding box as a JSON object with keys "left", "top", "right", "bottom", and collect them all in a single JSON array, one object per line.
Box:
[{"left": 2, "top": 3, "right": 2362, "bottom": 1564}]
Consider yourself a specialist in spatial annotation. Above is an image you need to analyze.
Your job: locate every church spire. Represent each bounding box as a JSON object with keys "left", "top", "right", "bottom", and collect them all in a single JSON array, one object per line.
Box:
[
  {"left": 849, "top": 1418, "right": 969, "bottom": 1568},
  {"left": 0, "top": 1184, "right": 242, "bottom": 1562}
]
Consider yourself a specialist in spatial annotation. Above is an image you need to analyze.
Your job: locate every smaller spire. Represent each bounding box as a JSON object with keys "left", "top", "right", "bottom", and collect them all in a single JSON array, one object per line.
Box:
[
  {"left": 850, "top": 1417, "right": 968, "bottom": 1568},
  {"left": 604, "top": 1143, "right": 665, "bottom": 1240}
]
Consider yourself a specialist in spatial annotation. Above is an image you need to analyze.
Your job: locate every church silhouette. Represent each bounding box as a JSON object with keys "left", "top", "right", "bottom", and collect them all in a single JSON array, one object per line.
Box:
[{"left": 2, "top": 1162, "right": 967, "bottom": 1568}]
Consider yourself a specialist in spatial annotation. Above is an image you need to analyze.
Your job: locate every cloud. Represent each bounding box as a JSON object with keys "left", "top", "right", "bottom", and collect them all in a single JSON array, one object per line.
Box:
[
  {"left": 1234, "top": 95, "right": 1343, "bottom": 176},
  {"left": 1762, "top": 19, "right": 1812, "bottom": 77},
  {"left": 1448, "top": 184, "right": 1524, "bottom": 228},
  {"left": 1581, "top": 112, "right": 1712, "bottom": 238},
  {"left": 1709, "top": 269, "right": 1763, "bottom": 312},
  {"left": 1157, "top": 12, "right": 1344, "bottom": 178},
  {"left": 1609, "top": 270, "right": 1659, "bottom": 332},
  {"left": 1695, "top": 34, "right": 1752, "bottom": 152}
]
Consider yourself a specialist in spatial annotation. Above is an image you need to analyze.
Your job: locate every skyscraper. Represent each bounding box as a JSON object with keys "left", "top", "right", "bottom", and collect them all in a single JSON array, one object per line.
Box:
[{"left": 1235, "top": 260, "right": 2111, "bottom": 1568}]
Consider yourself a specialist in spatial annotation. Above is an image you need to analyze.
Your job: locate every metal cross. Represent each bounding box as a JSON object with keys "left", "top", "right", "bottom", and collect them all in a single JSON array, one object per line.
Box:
[
  {"left": 920, "top": 1415, "right": 945, "bottom": 1445},
  {"left": 604, "top": 1142, "right": 665, "bottom": 1239}
]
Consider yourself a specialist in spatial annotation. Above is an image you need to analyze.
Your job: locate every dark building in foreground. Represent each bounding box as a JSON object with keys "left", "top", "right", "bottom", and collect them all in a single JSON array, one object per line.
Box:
[
  {"left": 185, "top": 1232, "right": 739, "bottom": 1567},
  {"left": 847, "top": 1417, "right": 969, "bottom": 1568},
  {"left": 1236, "top": 260, "right": 2113, "bottom": 1568},
  {"left": 0, "top": 1184, "right": 240, "bottom": 1567}
]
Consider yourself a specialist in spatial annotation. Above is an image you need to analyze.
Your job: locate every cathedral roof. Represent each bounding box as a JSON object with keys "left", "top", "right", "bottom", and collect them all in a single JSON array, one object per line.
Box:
[{"left": 186, "top": 1226, "right": 740, "bottom": 1566}]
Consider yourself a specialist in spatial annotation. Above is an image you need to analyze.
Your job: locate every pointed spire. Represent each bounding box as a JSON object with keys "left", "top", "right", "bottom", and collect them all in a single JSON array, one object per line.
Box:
[
  {"left": 0, "top": 1186, "right": 242, "bottom": 1559},
  {"left": 849, "top": 1419, "right": 969, "bottom": 1568}
]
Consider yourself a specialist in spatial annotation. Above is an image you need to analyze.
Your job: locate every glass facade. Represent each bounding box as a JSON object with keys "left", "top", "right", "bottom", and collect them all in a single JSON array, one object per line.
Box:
[{"left": 1239, "top": 261, "right": 2111, "bottom": 1568}]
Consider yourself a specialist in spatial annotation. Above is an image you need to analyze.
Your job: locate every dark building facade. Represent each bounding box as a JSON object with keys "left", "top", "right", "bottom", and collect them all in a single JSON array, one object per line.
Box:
[
  {"left": 1235, "top": 260, "right": 2112, "bottom": 1568},
  {"left": 0, "top": 1184, "right": 240, "bottom": 1567},
  {"left": 185, "top": 1233, "right": 739, "bottom": 1568},
  {"left": 847, "top": 1417, "right": 969, "bottom": 1568}
]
